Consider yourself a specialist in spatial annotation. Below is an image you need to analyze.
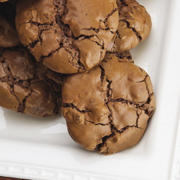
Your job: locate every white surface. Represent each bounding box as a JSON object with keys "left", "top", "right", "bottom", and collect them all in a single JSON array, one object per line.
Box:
[{"left": 0, "top": 0, "right": 180, "bottom": 180}]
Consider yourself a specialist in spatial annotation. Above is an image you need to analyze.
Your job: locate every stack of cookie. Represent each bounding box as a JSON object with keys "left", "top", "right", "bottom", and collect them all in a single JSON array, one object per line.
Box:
[{"left": 0, "top": 0, "right": 155, "bottom": 155}]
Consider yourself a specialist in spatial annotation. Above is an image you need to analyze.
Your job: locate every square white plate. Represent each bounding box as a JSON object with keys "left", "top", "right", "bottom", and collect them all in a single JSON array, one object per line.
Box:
[{"left": 0, "top": 0, "right": 180, "bottom": 180}]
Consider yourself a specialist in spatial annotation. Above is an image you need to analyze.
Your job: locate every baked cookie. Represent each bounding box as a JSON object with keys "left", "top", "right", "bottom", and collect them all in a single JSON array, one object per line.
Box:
[
  {"left": 61, "top": 53, "right": 155, "bottom": 154},
  {"left": 16, "top": 0, "right": 119, "bottom": 74},
  {"left": 107, "top": 0, "right": 152, "bottom": 52},
  {"left": 0, "top": 0, "right": 9, "bottom": 2},
  {"left": 0, "top": 15, "right": 20, "bottom": 48},
  {"left": 0, "top": 47, "right": 64, "bottom": 117}
]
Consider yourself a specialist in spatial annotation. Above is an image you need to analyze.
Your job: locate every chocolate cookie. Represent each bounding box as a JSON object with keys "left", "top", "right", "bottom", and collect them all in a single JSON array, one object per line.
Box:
[
  {"left": 61, "top": 53, "right": 155, "bottom": 154},
  {"left": 107, "top": 0, "right": 152, "bottom": 52},
  {"left": 0, "top": 15, "right": 20, "bottom": 48},
  {"left": 0, "top": 47, "right": 64, "bottom": 117},
  {"left": 16, "top": 0, "right": 119, "bottom": 74}
]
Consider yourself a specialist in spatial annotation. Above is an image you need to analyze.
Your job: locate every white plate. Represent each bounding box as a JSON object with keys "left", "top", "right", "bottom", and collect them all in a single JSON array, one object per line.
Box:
[{"left": 0, "top": 0, "right": 180, "bottom": 180}]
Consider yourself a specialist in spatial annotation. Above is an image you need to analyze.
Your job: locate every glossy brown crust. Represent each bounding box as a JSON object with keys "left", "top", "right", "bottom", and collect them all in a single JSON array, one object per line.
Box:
[
  {"left": 0, "top": 0, "right": 9, "bottom": 2},
  {"left": 61, "top": 53, "right": 155, "bottom": 155},
  {"left": 107, "top": 0, "right": 152, "bottom": 52},
  {"left": 0, "top": 15, "right": 20, "bottom": 48},
  {"left": 16, "top": 0, "right": 119, "bottom": 74},
  {"left": 0, "top": 47, "right": 64, "bottom": 117}
]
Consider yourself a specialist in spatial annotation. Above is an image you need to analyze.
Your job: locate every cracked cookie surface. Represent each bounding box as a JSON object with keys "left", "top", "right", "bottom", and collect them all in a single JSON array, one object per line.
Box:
[
  {"left": 107, "top": 0, "right": 152, "bottom": 52},
  {"left": 15, "top": 0, "right": 119, "bottom": 74},
  {"left": 61, "top": 52, "right": 155, "bottom": 154},
  {"left": 0, "top": 15, "right": 20, "bottom": 48},
  {"left": 0, "top": 47, "right": 64, "bottom": 117}
]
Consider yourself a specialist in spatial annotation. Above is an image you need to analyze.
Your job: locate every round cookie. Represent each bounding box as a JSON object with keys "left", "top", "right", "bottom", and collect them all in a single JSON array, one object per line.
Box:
[
  {"left": 61, "top": 53, "right": 155, "bottom": 155},
  {"left": 107, "top": 0, "right": 152, "bottom": 52},
  {"left": 0, "top": 47, "right": 64, "bottom": 117},
  {"left": 15, "top": 0, "right": 119, "bottom": 74},
  {"left": 0, "top": 15, "right": 20, "bottom": 48}
]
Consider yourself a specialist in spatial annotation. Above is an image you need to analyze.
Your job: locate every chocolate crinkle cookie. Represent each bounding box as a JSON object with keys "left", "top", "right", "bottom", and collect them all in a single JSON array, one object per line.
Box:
[
  {"left": 15, "top": 0, "right": 119, "bottom": 74},
  {"left": 0, "top": 15, "right": 20, "bottom": 48},
  {"left": 61, "top": 53, "right": 155, "bottom": 155},
  {"left": 0, "top": 47, "right": 64, "bottom": 117},
  {"left": 107, "top": 0, "right": 152, "bottom": 52}
]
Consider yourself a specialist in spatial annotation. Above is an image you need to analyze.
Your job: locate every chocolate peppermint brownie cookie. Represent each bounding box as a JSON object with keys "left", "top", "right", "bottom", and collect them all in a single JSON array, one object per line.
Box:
[
  {"left": 61, "top": 53, "right": 155, "bottom": 154},
  {"left": 0, "top": 15, "right": 20, "bottom": 48},
  {"left": 0, "top": 47, "right": 64, "bottom": 117},
  {"left": 16, "top": 0, "right": 119, "bottom": 74},
  {"left": 108, "top": 0, "right": 152, "bottom": 52}
]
